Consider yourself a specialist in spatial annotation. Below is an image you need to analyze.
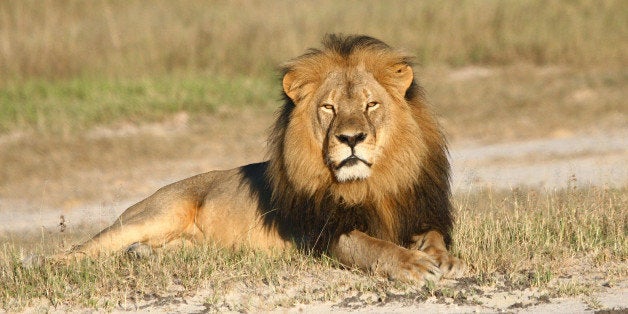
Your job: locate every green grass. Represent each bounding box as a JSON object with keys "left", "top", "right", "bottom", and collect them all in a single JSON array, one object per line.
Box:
[
  {"left": 1, "top": 187, "right": 625, "bottom": 311},
  {"left": 0, "top": 74, "right": 277, "bottom": 134}
]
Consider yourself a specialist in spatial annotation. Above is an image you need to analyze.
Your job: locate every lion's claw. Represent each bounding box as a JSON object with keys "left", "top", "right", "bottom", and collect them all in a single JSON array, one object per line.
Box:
[
  {"left": 385, "top": 248, "right": 443, "bottom": 285},
  {"left": 439, "top": 255, "right": 466, "bottom": 278}
]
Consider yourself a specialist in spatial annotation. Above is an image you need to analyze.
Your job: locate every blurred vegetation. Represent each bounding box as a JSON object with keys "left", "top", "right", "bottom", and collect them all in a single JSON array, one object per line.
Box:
[
  {"left": 1, "top": 0, "right": 625, "bottom": 81},
  {"left": 0, "top": 75, "right": 275, "bottom": 133},
  {"left": 0, "top": 0, "right": 626, "bottom": 133}
]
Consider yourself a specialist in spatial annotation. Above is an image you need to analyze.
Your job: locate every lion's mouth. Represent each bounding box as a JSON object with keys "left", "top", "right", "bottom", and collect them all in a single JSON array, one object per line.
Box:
[{"left": 336, "top": 155, "right": 372, "bottom": 170}]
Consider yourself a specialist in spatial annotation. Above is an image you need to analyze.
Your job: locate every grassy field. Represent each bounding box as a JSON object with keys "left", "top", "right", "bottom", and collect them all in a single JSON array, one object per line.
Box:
[
  {"left": 0, "top": 74, "right": 276, "bottom": 134},
  {"left": 1, "top": 0, "right": 626, "bottom": 135},
  {"left": 0, "top": 0, "right": 626, "bottom": 311},
  {"left": 1, "top": 66, "right": 624, "bottom": 139},
  {"left": 1, "top": 187, "right": 625, "bottom": 310},
  {"left": 2, "top": 0, "right": 625, "bottom": 81}
]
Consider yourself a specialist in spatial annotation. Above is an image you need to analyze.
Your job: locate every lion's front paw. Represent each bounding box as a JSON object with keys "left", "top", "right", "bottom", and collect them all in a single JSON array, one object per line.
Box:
[
  {"left": 435, "top": 253, "right": 466, "bottom": 278},
  {"left": 411, "top": 231, "right": 466, "bottom": 279},
  {"left": 378, "top": 248, "right": 443, "bottom": 284}
]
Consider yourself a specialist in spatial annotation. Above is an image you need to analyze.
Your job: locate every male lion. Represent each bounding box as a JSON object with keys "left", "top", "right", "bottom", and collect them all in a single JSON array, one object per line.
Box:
[{"left": 58, "top": 34, "right": 464, "bottom": 283}]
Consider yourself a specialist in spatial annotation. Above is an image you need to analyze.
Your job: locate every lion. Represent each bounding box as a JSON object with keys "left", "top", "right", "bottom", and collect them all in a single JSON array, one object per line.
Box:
[{"left": 54, "top": 34, "right": 464, "bottom": 283}]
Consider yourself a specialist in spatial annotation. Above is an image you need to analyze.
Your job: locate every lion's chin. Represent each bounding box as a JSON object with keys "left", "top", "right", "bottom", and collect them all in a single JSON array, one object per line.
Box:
[{"left": 333, "top": 162, "right": 372, "bottom": 182}]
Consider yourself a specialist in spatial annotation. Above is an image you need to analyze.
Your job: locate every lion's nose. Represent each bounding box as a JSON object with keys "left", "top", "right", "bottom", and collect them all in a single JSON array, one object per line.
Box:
[{"left": 336, "top": 132, "right": 367, "bottom": 148}]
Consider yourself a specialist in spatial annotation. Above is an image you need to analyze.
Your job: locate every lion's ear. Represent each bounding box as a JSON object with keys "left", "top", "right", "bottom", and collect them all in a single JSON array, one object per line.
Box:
[
  {"left": 282, "top": 71, "right": 300, "bottom": 102},
  {"left": 392, "top": 64, "right": 414, "bottom": 95}
]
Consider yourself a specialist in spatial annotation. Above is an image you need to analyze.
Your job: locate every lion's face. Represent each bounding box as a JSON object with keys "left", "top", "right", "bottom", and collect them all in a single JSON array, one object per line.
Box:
[
  {"left": 312, "top": 69, "right": 390, "bottom": 182},
  {"left": 282, "top": 60, "right": 415, "bottom": 185}
]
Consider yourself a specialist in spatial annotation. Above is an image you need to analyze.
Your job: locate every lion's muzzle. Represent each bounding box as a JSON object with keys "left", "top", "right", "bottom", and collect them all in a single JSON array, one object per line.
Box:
[
  {"left": 336, "top": 155, "right": 372, "bottom": 170},
  {"left": 335, "top": 132, "right": 367, "bottom": 148},
  {"left": 329, "top": 131, "right": 374, "bottom": 182}
]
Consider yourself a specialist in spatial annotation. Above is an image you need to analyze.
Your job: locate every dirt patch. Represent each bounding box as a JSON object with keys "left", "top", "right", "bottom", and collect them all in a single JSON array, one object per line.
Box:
[
  {"left": 451, "top": 130, "right": 628, "bottom": 190},
  {"left": 16, "top": 268, "right": 627, "bottom": 313}
]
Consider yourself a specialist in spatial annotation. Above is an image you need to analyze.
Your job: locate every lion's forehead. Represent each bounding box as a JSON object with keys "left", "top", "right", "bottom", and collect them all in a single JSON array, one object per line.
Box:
[{"left": 320, "top": 69, "right": 383, "bottom": 104}]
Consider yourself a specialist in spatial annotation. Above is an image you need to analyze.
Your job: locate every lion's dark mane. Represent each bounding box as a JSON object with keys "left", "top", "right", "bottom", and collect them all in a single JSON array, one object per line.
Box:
[{"left": 240, "top": 34, "right": 453, "bottom": 254}]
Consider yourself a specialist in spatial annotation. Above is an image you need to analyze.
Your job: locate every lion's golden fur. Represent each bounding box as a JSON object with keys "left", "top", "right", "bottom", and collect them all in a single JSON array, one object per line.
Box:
[
  {"left": 55, "top": 34, "right": 461, "bottom": 282},
  {"left": 267, "top": 34, "right": 453, "bottom": 251}
]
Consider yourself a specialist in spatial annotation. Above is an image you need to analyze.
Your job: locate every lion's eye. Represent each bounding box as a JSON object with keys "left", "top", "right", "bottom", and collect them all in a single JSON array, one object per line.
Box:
[
  {"left": 321, "top": 104, "right": 335, "bottom": 112},
  {"left": 366, "top": 102, "right": 380, "bottom": 110}
]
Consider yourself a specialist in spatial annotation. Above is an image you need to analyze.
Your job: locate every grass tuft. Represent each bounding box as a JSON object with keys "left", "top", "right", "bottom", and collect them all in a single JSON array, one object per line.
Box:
[{"left": 454, "top": 186, "right": 626, "bottom": 287}]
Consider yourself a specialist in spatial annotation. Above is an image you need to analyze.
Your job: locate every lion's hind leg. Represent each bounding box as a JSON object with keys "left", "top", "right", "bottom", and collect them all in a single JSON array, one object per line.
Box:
[
  {"left": 410, "top": 231, "right": 466, "bottom": 278},
  {"left": 61, "top": 198, "right": 202, "bottom": 260}
]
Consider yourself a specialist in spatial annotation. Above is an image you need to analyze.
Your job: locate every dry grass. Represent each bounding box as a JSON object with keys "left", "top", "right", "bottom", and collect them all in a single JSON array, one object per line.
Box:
[
  {"left": 454, "top": 186, "right": 627, "bottom": 286},
  {"left": 1, "top": 0, "right": 625, "bottom": 82},
  {"left": 423, "top": 65, "right": 625, "bottom": 142},
  {"left": 0, "top": 187, "right": 625, "bottom": 311}
]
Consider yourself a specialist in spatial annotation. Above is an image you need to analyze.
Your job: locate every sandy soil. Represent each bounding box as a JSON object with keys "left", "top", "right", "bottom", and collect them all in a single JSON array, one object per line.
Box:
[
  {"left": 1, "top": 116, "right": 626, "bottom": 312},
  {"left": 2, "top": 128, "right": 625, "bottom": 235},
  {"left": 451, "top": 129, "right": 627, "bottom": 191},
  {"left": 105, "top": 278, "right": 627, "bottom": 313}
]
